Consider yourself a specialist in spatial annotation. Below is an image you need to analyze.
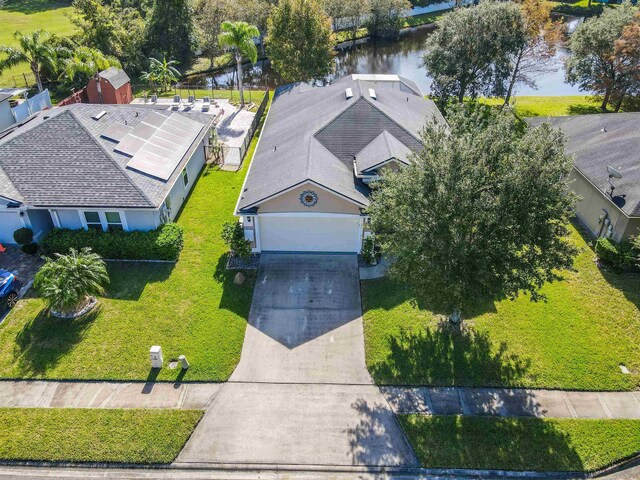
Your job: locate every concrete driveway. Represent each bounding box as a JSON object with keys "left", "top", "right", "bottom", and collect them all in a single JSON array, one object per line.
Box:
[
  {"left": 230, "top": 254, "right": 372, "bottom": 384},
  {"left": 177, "top": 254, "right": 417, "bottom": 468}
]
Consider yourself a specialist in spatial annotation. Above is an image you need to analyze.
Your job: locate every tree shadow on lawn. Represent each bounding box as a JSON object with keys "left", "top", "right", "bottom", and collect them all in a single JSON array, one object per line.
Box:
[
  {"left": 212, "top": 253, "right": 256, "bottom": 319},
  {"left": 399, "top": 415, "right": 586, "bottom": 472},
  {"left": 370, "top": 322, "right": 532, "bottom": 387},
  {"left": 13, "top": 306, "right": 100, "bottom": 376},
  {"left": 573, "top": 223, "right": 640, "bottom": 311},
  {"left": 105, "top": 262, "right": 174, "bottom": 301},
  {"left": 1, "top": 0, "right": 71, "bottom": 14}
]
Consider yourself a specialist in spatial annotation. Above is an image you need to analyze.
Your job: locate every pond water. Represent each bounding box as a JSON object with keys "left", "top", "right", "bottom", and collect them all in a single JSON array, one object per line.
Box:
[{"left": 190, "top": 16, "right": 587, "bottom": 97}]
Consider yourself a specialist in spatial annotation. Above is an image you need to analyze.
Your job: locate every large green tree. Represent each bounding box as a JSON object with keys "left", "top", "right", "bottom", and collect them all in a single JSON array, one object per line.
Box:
[
  {"left": 566, "top": 6, "right": 639, "bottom": 112},
  {"left": 422, "top": 2, "right": 527, "bottom": 104},
  {"left": 144, "top": 0, "right": 195, "bottom": 65},
  {"left": 368, "top": 104, "right": 577, "bottom": 323},
  {"left": 60, "top": 46, "right": 121, "bottom": 89},
  {"left": 0, "top": 30, "right": 57, "bottom": 92},
  {"left": 366, "top": 0, "right": 411, "bottom": 40},
  {"left": 266, "top": 0, "right": 335, "bottom": 83},
  {"left": 71, "top": 0, "right": 147, "bottom": 75},
  {"left": 219, "top": 21, "right": 260, "bottom": 107}
]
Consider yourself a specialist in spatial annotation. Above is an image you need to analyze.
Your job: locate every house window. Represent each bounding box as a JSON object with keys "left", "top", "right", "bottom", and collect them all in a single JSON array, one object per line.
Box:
[
  {"left": 84, "top": 211, "right": 102, "bottom": 231},
  {"left": 105, "top": 212, "right": 123, "bottom": 231},
  {"left": 182, "top": 168, "right": 189, "bottom": 188}
]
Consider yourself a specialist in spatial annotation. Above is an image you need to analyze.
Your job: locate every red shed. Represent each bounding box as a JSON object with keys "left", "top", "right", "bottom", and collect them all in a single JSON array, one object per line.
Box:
[{"left": 86, "top": 67, "right": 133, "bottom": 105}]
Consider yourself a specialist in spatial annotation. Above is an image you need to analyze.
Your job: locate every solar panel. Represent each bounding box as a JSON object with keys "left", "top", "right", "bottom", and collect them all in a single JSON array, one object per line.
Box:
[
  {"left": 130, "top": 122, "right": 158, "bottom": 141},
  {"left": 124, "top": 111, "right": 205, "bottom": 181},
  {"left": 142, "top": 111, "right": 169, "bottom": 128},
  {"left": 101, "top": 123, "right": 133, "bottom": 142},
  {"left": 115, "top": 135, "right": 145, "bottom": 156}
]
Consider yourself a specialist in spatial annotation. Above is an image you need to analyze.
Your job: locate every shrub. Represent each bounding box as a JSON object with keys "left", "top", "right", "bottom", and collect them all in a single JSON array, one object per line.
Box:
[
  {"left": 362, "top": 236, "right": 380, "bottom": 265},
  {"left": 21, "top": 242, "right": 38, "bottom": 255},
  {"left": 40, "top": 223, "right": 184, "bottom": 261},
  {"left": 34, "top": 248, "right": 109, "bottom": 315},
  {"left": 595, "top": 238, "right": 638, "bottom": 270},
  {"left": 221, "top": 221, "right": 251, "bottom": 259},
  {"left": 13, "top": 227, "right": 33, "bottom": 245}
]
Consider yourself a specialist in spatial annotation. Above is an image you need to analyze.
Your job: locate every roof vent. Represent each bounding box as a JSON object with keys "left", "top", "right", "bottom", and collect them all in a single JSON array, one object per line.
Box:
[
  {"left": 92, "top": 110, "right": 107, "bottom": 121},
  {"left": 369, "top": 88, "right": 377, "bottom": 100},
  {"left": 345, "top": 88, "right": 353, "bottom": 100}
]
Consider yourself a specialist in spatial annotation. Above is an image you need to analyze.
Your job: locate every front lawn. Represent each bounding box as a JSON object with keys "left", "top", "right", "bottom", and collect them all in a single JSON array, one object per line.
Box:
[
  {"left": 0, "top": 0, "right": 77, "bottom": 86},
  {"left": 0, "top": 408, "right": 202, "bottom": 463},
  {"left": 362, "top": 226, "right": 640, "bottom": 390},
  {"left": 482, "top": 96, "right": 603, "bottom": 117},
  {"left": 400, "top": 415, "right": 640, "bottom": 472},
  {"left": 0, "top": 101, "right": 269, "bottom": 381}
]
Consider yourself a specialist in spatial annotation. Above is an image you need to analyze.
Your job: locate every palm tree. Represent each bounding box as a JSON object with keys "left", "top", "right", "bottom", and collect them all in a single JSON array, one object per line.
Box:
[
  {"left": 0, "top": 30, "right": 57, "bottom": 92},
  {"left": 34, "top": 248, "right": 109, "bottom": 316},
  {"left": 139, "top": 56, "right": 181, "bottom": 92},
  {"left": 61, "top": 46, "right": 121, "bottom": 83},
  {"left": 219, "top": 21, "right": 260, "bottom": 107}
]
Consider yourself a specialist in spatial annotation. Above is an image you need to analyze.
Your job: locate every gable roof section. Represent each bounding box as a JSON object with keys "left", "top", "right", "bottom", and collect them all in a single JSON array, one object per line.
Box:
[
  {"left": 356, "top": 130, "right": 413, "bottom": 173},
  {"left": 237, "top": 76, "right": 443, "bottom": 212},
  {"left": 100, "top": 67, "right": 131, "bottom": 90},
  {"left": 0, "top": 110, "right": 152, "bottom": 208},
  {"left": 527, "top": 113, "right": 640, "bottom": 217}
]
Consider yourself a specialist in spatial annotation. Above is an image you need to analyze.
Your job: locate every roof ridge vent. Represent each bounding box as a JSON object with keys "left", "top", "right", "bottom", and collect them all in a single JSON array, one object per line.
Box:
[
  {"left": 369, "top": 88, "right": 377, "bottom": 100},
  {"left": 345, "top": 88, "right": 353, "bottom": 100}
]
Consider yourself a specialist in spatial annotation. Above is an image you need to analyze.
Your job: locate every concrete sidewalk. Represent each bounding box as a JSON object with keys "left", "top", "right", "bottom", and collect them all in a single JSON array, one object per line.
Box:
[
  {"left": 1, "top": 380, "right": 638, "bottom": 419},
  {"left": 0, "top": 380, "right": 221, "bottom": 410}
]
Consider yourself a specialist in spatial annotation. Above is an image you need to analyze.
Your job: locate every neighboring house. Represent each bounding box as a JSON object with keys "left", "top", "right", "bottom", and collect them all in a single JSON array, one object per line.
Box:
[
  {"left": 0, "top": 87, "right": 52, "bottom": 130},
  {"left": 528, "top": 113, "right": 640, "bottom": 242},
  {"left": 0, "top": 103, "right": 213, "bottom": 244},
  {"left": 236, "top": 74, "right": 446, "bottom": 253}
]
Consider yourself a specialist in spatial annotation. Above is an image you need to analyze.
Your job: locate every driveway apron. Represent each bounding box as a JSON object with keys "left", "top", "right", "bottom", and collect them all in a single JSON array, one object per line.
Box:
[{"left": 177, "top": 254, "right": 417, "bottom": 467}]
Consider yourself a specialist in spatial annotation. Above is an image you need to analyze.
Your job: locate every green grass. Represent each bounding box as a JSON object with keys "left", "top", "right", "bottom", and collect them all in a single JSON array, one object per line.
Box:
[
  {"left": 0, "top": 408, "right": 202, "bottom": 463},
  {"left": 133, "top": 88, "right": 267, "bottom": 112},
  {"left": 362, "top": 226, "right": 640, "bottom": 390},
  {"left": 0, "top": 97, "right": 270, "bottom": 382},
  {"left": 400, "top": 415, "right": 640, "bottom": 472},
  {"left": 0, "top": 0, "right": 77, "bottom": 86},
  {"left": 481, "top": 96, "right": 603, "bottom": 117}
]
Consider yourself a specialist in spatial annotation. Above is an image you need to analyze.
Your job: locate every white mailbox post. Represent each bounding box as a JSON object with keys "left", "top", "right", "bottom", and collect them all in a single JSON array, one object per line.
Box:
[
  {"left": 150, "top": 345, "right": 163, "bottom": 369},
  {"left": 179, "top": 355, "right": 190, "bottom": 370}
]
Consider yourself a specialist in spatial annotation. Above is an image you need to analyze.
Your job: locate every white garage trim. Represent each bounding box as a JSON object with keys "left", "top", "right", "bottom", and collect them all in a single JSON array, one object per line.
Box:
[{"left": 256, "top": 213, "right": 364, "bottom": 253}]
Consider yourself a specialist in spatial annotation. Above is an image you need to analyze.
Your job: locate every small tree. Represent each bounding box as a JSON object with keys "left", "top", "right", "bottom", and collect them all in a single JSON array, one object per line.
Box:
[
  {"left": 366, "top": 0, "right": 411, "bottom": 40},
  {"left": 60, "top": 46, "right": 121, "bottom": 87},
  {"left": 140, "top": 56, "right": 180, "bottom": 92},
  {"left": 611, "top": 13, "right": 640, "bottom": 112},
  {"left": 221, "top": 221, "right": 252, "bottom": 259},
  {"left": 34, "top": 248, "right": 109, "bottom": 316},
  {"left": 368, "top": 104, "right": 577, "bottom": 323},
  {"left": 266, "top": 0, "right": 335, "bottom": 83},
  {"left": 566, "top": 6, "right": 638, "bottom": 112},
  {"left": 422, "top": 2, "right": 527, "bottom": 104},
  {"left": 219, "top": 21, "right": 260, "bottom": 107}
]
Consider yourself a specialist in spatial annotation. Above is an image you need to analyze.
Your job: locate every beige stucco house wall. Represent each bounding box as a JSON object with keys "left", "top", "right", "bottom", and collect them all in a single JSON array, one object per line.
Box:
[
  {"left": 570, "top": 170, "right": 639, "bottom": 242},
  {"left": 258, "top": 182, "right": 363, "bottom": 214}
]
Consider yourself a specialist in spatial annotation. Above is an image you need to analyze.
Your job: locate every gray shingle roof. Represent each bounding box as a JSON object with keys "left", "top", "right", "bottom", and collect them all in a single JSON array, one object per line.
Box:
[
  {"left": 355, "top": 130, "right": 412, "bottom": 173},
  {"left": 0, "top": 104, "right": 213, "bottom": 208},
  {"left": 99, "top": 67, "right": 131, "bottom": 90},
  {"left": 237, "top": 75, "right": 444, "bottom": 212},
  {"left": 527, "top": 113, "right": 640, "bottom": 217}
]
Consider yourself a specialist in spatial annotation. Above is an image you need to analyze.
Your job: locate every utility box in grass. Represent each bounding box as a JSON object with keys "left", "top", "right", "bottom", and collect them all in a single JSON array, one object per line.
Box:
[{"left": 150, "top": 345, "right": 163, "bottom": 368}]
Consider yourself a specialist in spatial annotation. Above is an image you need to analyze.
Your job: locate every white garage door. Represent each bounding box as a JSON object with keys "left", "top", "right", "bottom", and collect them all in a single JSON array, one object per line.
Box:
[
  {"left": 0, "top": 211, "right": 24, "bottom": 244},
  {"left": 259, "top": 215, "right": 361, "bottom": 253}
]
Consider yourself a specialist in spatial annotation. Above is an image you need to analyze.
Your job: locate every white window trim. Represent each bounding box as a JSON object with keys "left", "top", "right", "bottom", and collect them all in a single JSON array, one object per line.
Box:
[{"left": 80, "top": 210, "right": 129, "bottom": 232}]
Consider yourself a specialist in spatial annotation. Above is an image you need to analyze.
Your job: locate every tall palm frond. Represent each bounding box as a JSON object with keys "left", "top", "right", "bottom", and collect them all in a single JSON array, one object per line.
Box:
[{"left": 218, "top": 21, "right": 260, "bottom": 106}]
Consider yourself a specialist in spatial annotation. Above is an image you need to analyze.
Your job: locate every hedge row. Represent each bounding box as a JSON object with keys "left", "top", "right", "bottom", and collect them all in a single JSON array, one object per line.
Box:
[
  {"left": 40, "top": 224, "right": 184, "bottom": 261},
  {"left": 595, "top": 238, "right": 639, "bottom": 271}
]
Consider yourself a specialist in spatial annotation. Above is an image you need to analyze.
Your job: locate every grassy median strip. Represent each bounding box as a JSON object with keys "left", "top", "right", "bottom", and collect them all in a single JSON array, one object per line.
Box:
[
  {"left": 0, "top": 408, "right": 203, "bottom": 464},
  {"left": 400, "top": 415, "right": 640, "bottom": 472}
]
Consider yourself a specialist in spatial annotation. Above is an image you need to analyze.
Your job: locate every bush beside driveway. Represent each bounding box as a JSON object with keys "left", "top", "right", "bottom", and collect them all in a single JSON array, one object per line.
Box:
[{"left": 362, "top": 226, "right": 640, "bottom": 391}]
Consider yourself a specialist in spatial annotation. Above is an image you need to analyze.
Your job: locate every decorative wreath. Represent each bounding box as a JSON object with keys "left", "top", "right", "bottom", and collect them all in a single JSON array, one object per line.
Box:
[{"left": 299, "top": 190, "right": 318, "bottom": 207}]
